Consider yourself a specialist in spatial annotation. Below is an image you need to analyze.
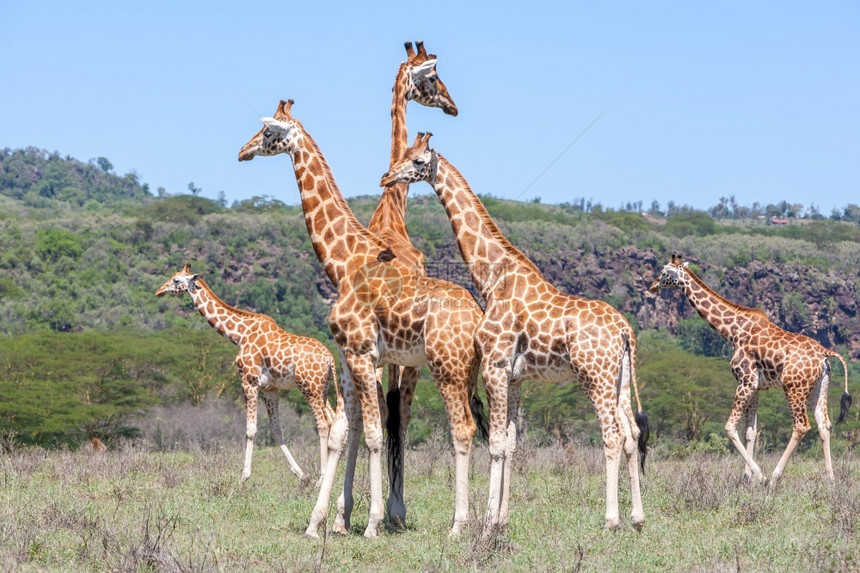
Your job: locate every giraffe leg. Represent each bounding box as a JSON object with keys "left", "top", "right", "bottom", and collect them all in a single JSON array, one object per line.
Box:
[
  {"left": 742, "top": 393, "right": 760, "bottom": 482},
  {"left": 592, "top": 383, "right": 624, "bottom": 530},
  {"left": 307, "top": 358, "right": 352, "bottom": 539},
  {"left": 343, "top": 353, "right": 385, "bottom": 538},
  {"left": 386, "top": 365, "right": 419, "bottom": 531},
  {"left": 811, "top": 365, "right": 834, "bottom": 480},
  {"left": 333, "top": 369, "right": 362, "bottom": 535},
  {"left": 296, "top": 375, "right": 334, "bottom": 485},
  {"left": 771, "top": 387, "right": 811, "bottom": 483},
  {"left": 725, "top": 376, "right": 764, "bottom": 483},
  {"left": 498, "top": 381, "right": 522, "bottom": 529},
  {"left": 480, "top": 362, "right": 510, "bottom": 536},
  {"left": 335, "top": 375, "right": 385, "bottom": 534},
  {"left": 263, "top": 389, "right": 306, "bottom": 482},
  {"left": 616, "top": 359, "right": 645, "bottom": 530},
  {"left": 241, "top": 377, "right": 260, "bottom": 483},
  {"left": 427, "top": 363, "right": 477, "bottom": 537}
]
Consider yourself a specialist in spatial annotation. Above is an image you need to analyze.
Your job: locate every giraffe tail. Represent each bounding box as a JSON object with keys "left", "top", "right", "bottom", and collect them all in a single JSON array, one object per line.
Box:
[
  {"left": 328, "top": 359, "right": 341, "bottom": 424},
  {"left": 626, "top": 331, "right": 649, "bottom": 472},
  {"left": 828, "top": 351, "right": 852, "bottom": 424},
  {"left": 468, "top": 357, "right": 489, "bottom": 441},
  {"left": 385, "top": 365, "right": 404, "bottom": 496}
]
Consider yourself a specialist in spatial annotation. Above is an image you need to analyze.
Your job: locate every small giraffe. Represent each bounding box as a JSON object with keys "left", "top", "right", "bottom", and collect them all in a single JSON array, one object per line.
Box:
[
  {"left": 239, "top": 101, "right": 484, "bottom": 538},
  {"left": 649, "top": 254, "right": 852, "bottom": 482},
  {"left": 367, "top": 40, "right": 459, "bottom": 528},
  {"left": 381, "top": 133, "right": 649, "bottom": 533},
  {"left": 155, "top": 265, "right": 337, "bottom": 484}
]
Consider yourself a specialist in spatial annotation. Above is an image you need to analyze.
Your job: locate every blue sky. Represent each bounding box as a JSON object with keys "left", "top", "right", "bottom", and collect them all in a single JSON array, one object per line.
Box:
[{"left": 2, "top": 2, "right": 858, "bottom": 214}]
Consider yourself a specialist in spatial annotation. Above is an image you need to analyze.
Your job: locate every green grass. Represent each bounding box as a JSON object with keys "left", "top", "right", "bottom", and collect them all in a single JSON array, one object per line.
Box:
[{"left": 1, "top": 437, "right": 857, "bottom": 571}]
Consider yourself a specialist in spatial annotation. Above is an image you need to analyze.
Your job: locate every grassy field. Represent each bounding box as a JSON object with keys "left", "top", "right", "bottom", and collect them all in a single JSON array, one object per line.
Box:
[{"left": 1, "top": 435, "right": 857, "bottom": 572}]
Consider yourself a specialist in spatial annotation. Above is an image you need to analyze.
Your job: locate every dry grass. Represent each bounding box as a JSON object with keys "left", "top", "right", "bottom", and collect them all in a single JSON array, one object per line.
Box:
[{"left": 1, "top": 433, "right": 857, "bottom": 571}]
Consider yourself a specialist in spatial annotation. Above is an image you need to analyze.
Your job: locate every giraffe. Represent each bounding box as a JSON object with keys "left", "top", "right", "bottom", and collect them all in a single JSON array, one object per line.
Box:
[
  {"left": 649, "top": 254, "right": 852, "bottom": 482},
  {"left": 155, "top": 264, "right": 337, "bottom": 484},
  {"left": 380, "top": 132, "right": 649, "bottom": 533},
  {"left": 238, "top": 100, "right": 485, "bottom": 538},
  {"left": 367, "top": 40, "right": 459, "bottom": 528}
]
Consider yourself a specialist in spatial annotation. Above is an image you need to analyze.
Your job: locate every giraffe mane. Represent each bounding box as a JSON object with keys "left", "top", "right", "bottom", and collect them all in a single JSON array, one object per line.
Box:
[
  {"left": 196, "top": 278, "right": 268, "bottom": 321},
  {"left": 295, "top": 119, "right": 393, "bottom": 250},
  {"left": 682, "top": 266, "right": 768, "bottom": 318},
  {"left": 438, "top": 153, "right": 543, "bottom": 277}
]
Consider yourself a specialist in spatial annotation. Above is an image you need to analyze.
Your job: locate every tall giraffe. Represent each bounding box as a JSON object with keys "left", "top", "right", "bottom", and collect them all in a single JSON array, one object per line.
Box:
[
  {"left": 381, "top": 133, "right": 649, "bottom": 533},
  {"left": 649, "top": 254, "right": 852, "bottom": 482},
  {"left": 239, "top": 101, "right": 484, "bottom": 538},
  {"left": 367, "top": 40, "right": 459, "bottom": 528},
  {"left": 155, "top": 264, "right": 337, "bottom": 483}
]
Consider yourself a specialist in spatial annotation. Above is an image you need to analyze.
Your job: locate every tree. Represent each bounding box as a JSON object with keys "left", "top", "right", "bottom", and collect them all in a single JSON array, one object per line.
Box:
[
  {"left": 188, "top": 182, "right": 201, "bottom": 197},
  {"left": 95, "top": 157, "right": 113, "bottom": 174}
]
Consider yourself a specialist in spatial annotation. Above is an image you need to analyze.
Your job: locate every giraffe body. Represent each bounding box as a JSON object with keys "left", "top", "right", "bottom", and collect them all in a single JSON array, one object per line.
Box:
[
  {"left": 239, "top": 102, "right": 483, "bottom": 538},
  {"left": 156, "top": 265, "right": 337, "bottom": 484},
  {"left": 381, "top": 134, "right": 648, "bottom": 533},
  {"left": 650, "top": 255, "right": 851, "bottom": 482}
]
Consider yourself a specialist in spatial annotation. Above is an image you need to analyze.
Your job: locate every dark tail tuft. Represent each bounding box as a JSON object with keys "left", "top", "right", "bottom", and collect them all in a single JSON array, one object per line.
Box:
[
  {"left": 471, "top": 394, "right": 489, "bottom": 441},
  {"left": 386, "top": 388, "right": 403, "bottom": 487},
  {"left": 838, "top": 391, "right": 852, "bottom": 424},
  {"left": 635, "top": 410, "right": 650, "bottom": 473}
]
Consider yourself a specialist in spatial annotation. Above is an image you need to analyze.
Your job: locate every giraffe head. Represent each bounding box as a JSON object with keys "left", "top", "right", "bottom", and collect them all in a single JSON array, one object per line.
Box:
[
  {"left": 401, "top": 41, "right": 458, "bottom": 116},
  {"left": 380, "top": 132, "right": 437, "bottom": 187},
  {"left": 238, "top": 99, "right": 300, "bottom": 161},
  {"left": 648, "top": 254, "right": 690, "bottom": 293},
  {"left": 155, "top": 264, "right": 201, "bottom": 297}
]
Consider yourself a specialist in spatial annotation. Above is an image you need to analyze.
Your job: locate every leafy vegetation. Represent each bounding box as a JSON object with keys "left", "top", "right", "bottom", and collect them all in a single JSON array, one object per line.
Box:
[{"left": 1, "top": 147, "right": 859, "bottom": 450}]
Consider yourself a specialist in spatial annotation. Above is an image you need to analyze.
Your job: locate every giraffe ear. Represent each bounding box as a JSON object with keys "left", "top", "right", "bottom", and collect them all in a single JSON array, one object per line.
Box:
[
  {"left": 261, "top": 117, "right": 290, "bottom": 133},
  {"left": 682, "top": 262, "right": 690, "bottom": 268},
  {"left": 412, "top": 58, "right": 436, "bottom": 77}
]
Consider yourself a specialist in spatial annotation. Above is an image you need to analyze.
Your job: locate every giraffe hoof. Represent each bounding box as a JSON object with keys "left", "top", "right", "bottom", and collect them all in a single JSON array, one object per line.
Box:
[
  {"left": 632, "top": 516, "right": 645, "bottom": 532},
  {"left": 332, "top": 520, "right": 350, "bottom": 535},
  {"left": 363, "top": 526, "right": 380, "bottom": 538},
  {"left": 604, "top": 518, "right": 622, "bottom": 531},
  {"left": 448, "top": 520, "right": 468, "bottom": 537},
  {"left": 303, "top": 529, "right": 320, "bottom": 540}
]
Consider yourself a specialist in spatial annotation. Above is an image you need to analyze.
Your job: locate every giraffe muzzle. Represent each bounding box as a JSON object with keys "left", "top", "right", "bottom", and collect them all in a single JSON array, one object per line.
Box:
[
  {"left": 379, "top": 171, "right": 397, "bottom": 187},
  {"left": 648, "top": 280, "right": 661, "bottom": 293}
]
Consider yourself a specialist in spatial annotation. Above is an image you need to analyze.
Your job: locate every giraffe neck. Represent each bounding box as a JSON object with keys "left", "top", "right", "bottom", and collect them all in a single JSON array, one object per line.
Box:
[
  {"left": 389, "top": 65, "right": 411, "bottom": 166},
  {"left": 432, "top": 155, "right": 544, "bottom": 300},
  {"left": 285, "top": 121, "right": 390, "bottom": 287},
  {"left": 367, "top": 65, "right": 418, "bottom": 268},
  {"left": 679, "top": 268, "right": 745, "bottom": 342},
  {"left": 188, "top": 279, "right": 250, "bottom": 345}
]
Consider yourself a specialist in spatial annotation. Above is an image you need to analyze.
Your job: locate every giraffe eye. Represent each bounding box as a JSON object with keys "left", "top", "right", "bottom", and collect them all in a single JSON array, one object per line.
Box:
[
  {"left": 414, "top": 158, "right": 426, "bottom": 167},
  {"left": 264, "top": 129, "right": 273, "bottom": 138}
]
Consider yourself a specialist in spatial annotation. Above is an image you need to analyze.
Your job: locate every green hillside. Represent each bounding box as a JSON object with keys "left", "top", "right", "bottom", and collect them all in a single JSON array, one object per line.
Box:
[{"left": 1, "top": 147, "right": 858, "bottom": 450}]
